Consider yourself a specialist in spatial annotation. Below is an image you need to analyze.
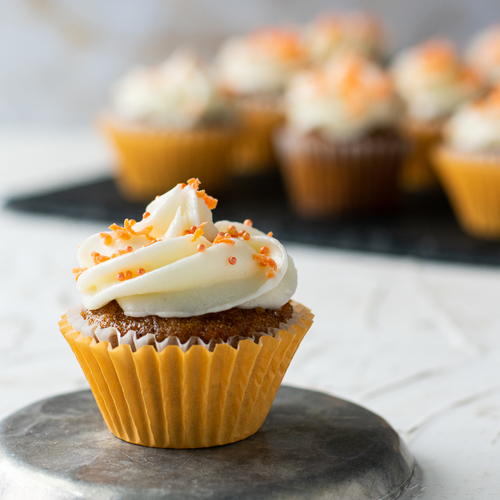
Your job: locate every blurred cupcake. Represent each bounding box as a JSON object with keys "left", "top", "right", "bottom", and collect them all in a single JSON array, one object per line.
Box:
[
  {"left": 392, "top": 39, "right": 482, "bottom": 192},
  {"left": 60, "top": 178, "right": 313, "bottom": 448},
  {"left": 216, "top": 28, "right": 306, "bottom": 174},
  {"left": 305, "top": 11, "right": 384, "bottom": 64},
  {"left": 276, "top": 54, "right": 406, "bottom": 217},
  {"left": 467, "top": 25, "right": 500, "bottom": 86},
  {"left": 434, "top": 87, "right": 500, "bottom": 238},
  {"left": 101, "top": 50, "right": 236, "bottom": 201}
]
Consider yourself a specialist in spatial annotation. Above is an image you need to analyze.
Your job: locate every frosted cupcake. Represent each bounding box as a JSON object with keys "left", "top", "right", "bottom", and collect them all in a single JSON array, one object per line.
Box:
[
  {"left": 392, "top": 39, "right": 481, "bottom": 191},
  {"left": 101, "top": 51, "right": 236, "bottom": 201},
  {"left": 216, "top": 28, "right": 306, "bottom": 174},
  {"left": 305, "top": 11, "right": 384, "bottom": 64},
  {"left": 467, "top": 25, "right": 500, "bottom": 86},
  {"left": 276, "top": 54, "right": 406, "bottom": 217},
  {"left": 60, "top": 178, "right": 313, "bottom": 448},
  {"left": 434, "top": 87, "right": 500, "bottom": 238}
]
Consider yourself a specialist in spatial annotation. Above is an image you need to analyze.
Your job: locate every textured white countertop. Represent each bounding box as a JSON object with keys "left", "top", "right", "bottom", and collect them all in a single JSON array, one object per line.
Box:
[{"left": 2, "top": 129, "right": 500, "bottom": 499}]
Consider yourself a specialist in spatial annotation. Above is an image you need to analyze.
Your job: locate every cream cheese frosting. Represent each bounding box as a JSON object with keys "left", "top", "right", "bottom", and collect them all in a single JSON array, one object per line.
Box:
[
  {"left": 112, "top": 50, "right": 230, "bottom": 128},
  {"left": 216, "top": 28, "right": 306, "bottom": 96},
  {"left": 467, "top": 25, "right": 500, "bottom": 85},
  {"left": 445, "top": 87, "right": 500, "bottom": 153},
  {"left": 74, "top": 179, "right": 297, "bottom": 317},
  {"left": 285, "top": 54, "right": 399, "bottom": 140},
  {"left": 305, "top": 11, "right": 383, "bottom": 63},
  {"left": 392, "top": 39, "right": 481, "bottom": 121}
]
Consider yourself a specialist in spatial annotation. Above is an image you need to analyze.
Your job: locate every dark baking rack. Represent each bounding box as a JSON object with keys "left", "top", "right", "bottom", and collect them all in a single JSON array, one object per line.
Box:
[{"left": 5, "top": 173, "right": 500, "bottom": 266}]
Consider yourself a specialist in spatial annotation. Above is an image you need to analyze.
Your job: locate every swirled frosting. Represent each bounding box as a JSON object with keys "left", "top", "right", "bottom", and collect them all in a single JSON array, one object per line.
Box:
[
  {"left": 305, "top": 11, "right": 383, "bottom": 63},
  {"left": 467, "top": 25, "right": 500, "bottom": 85},
  {"left": 445, "top": 87, "right": 500, "bottom": 153},
  {"left": 285, "top": 54, "right": 399, "bottom": 140},
  {"left": 112, "top": 50, "right": 230, "bottom": 128},
  {"left": 392, "top": 39, "right": 481, "bottom": 121},
  {"left": 216, "top": 28, "right": 306, "bottom": 95},
  {"left": 74, "top": 179, "right": 297, "bottom": 317}
]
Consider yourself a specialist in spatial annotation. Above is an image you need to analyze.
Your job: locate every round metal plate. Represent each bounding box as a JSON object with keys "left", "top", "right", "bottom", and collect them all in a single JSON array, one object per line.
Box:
[{"left": 0, "top": 386, "right": 421, "bottom": 499}]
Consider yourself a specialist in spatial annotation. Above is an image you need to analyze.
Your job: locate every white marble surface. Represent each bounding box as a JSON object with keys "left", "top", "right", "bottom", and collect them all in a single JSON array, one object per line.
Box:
[{"left": 2, "top": 130, "right": 500, "bottom": 499}]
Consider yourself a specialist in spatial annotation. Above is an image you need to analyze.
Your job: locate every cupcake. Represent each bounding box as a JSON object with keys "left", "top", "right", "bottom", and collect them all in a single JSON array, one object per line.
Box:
[
  {"left": 467, "top": 25, "right": 500, "bottom": 86},
  {"left": 101, "top": 51, "right": 236, "bottom": 201},
  {"left": 276, "top": 54, "right": 406, "bottom": 217},
  {"left": 392, "top": 39, "right": 482, "bottom": 191},
  {"left": 60, "top": 178, "right": 313, "bottom": 448},
  {"left": 305, "top": 11, "right": 384, "bottom": 64},
  {"left": 216, "top": 28, "right": 306, "bottom": 174},
  {"left": 434, "top": 87, "right": 500, "bottom": 238}
]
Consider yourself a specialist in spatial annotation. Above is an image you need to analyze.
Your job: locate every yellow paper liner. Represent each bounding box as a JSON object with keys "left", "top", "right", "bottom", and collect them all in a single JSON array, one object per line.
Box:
[
  {"left": 100, "top": 117, "right": 236, "bottom": 202},
  {"left": 276, "top": 127, "right": 407, "bottom": 217},
  {"left": 59, "top": 302, "right": 313, "bottom": 448},
  {"left": 434, "top": 147, "right": 500, "bottom": 239},
  {"left": 400, "top": 119, "right": 442, "bottom": 192},
  {"left": 231, "top": 98, "right": 285, "bottom": 175}
]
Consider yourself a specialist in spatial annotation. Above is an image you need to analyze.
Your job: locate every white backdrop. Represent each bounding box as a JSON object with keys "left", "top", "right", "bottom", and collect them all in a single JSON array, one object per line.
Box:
[{"left": 1, "top": 0, "right": 498, "bottom": 125}]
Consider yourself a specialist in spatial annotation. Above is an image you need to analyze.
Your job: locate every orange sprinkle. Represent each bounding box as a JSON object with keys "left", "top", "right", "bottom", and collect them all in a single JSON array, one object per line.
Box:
[
  {"left": 267, "top": 231, "right": 274, "bottom": 237},
  {"left": 72, "top": 267, "right": 87, "bottom": 280},
  {"left": 142, "top": 211, "right": 151, "bottom": 219},
  {"left": 197, "top": 243, "right": 206, "bottom": 252},
  {"left": 228, "top": 256, "right": 237, "bottom": 265},
  {"left": 191, "top": 222, "right": 207, "bottom": 242},
  {"left": 138, "top": 268, "right": 146, "bottom": 275},
  {"left": 239, "top": 230, "right": 251, "bottom": 241},
  {"left": 179, "top": 182, "right": 187, "bottom": 189},
  {"left": 117, "top": 271, "right": 125, "bottom": 281},
  {"left": 196, "top": 189, "right": 218, "bottom": 210},
  {"left": 187, "top": 178, "right": 201, "bottom": 190},
  {"left": 100, "top": 232, "right": 113, "bottom": 246},
  {"left": 91, "top": 251, "right": 109, "bottom": 265},
  {"left": 244, "top": 219, "right": 253, "bottom": 227},
  {"left": 266, "top": 271, "right": 276, "bottom": 279},
  {"left": 252, "top": 253, "right": 277, "bottom": 271},
  {"left": 259, "top": 246, "right": 270, "bottom": 255}
]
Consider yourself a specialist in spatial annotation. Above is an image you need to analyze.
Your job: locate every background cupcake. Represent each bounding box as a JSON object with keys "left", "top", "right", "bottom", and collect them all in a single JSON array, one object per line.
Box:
[
  {"left": 434, "top": 87, "right": 500, "bottom": 238},
  {"left": 305, "top": 11, "right": 384, "bottom": 64},
  {"left": 276, "top": 54, "right": 406, "bottom": 217},
  {"left": 61, "top": 178, "right": 313, "bottom": 448},
  {"left": 392, "top": 38, "right": 482, "bottom": 192},
  {"left": 101, "top": 50, "right": 236, "bottom": 201},
  {"left": 216, "top": 27, "right": 306, "bottom": 175},
  {"left": 467, "top": 25, "right": 500, "bottom": 86}
]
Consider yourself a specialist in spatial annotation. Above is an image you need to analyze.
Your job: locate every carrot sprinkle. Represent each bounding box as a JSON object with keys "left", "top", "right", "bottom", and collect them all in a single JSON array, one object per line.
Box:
[
  {"left": 266, "top": 271, "right": 276, "bottom": 279},
  {"left": 72, "top": 267, "right": 87, "bottom": 280},
  {"left": 142, "top": 211, "right": 151, "bottom": 219},
  {"left": 197, "top": 243, "right": 206, "bottom": 252},
  {"left": 100, "top": 232, "right": 113, "bottom": 246},
  {"left": 117, "top": 268, "right": 144, "bottom": 281},
  {"left": 187, "top": 178, "right": 201, "bottom": 190},
  {"left": 191, "top": 222, "right": 207, "bottom": 242},
  {"left": 228, "top": 256, "right": 237, "bottom": 265},
  {"left": 244, "top": 219, "right": 253, "bottom": 227},
  {"left": 138, "top": 268, "right": 146, "bottom": 275},
  {"left": 267, "top": 231, "right": 274, "bottom": 237},
  {"left": 259, "top": 246, "right": 270, "bottom": 255}
]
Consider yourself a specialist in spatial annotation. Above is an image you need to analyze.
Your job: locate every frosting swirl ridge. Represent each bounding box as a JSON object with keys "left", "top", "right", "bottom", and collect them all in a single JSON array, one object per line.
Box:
[{"left": 75, "top": 179, "right": 297, "bottom": 317}]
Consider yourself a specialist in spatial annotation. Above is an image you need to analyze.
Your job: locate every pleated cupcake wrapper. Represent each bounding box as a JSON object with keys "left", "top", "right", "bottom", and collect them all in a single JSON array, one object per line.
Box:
[
  {"left": 66, "top": 307, "right": 291, "bottom": 353},
  {"left": 434, "top": 147, "right": 500, "bottom": 239},
  {"left": 231, "top": 97, "right": 285, "bottom": 174},
  {"left": 400, "top": 120, "right": 442, "bottom": 192},
  {"left": 275, "top": 128, "right": 408, "bottom": 218},
  {"left": 59, "top": 302, "right": 313, "bottom": 448},
  {"left": 100, "top": 117, "right": 236, "bottom": 202}
]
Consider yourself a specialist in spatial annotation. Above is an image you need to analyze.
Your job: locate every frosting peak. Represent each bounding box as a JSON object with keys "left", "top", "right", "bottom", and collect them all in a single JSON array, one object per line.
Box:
[
  {"left": 75, "top": 179, "right": 297, "bottom": 317},
  {"left": 285, "top": 54, "right": 399, "bottom": 140},
  {"left": 392, "top": 39, "right": 481, "bottom": 121},
  {"left": 112, "top": 50, "right": 230, "bottom": 128},
  {"left": 216, "top": 27, "right": 306, "bottom": 95}
]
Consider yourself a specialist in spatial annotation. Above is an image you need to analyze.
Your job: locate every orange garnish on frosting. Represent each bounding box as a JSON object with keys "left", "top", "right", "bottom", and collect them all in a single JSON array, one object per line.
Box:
[
  {"left": 180, "top": 178, "right": 218, "bottom": 210},
  {"left": 72, "top": 267, "right": 87, "bottom": 280},
  {"left": 117, "top": 268, "right": 146, "bottom": 282},
  {"left": 250, "top": 28, "right": 304, "bottom": 61},
  {"left": 228, "top": 256, "right": 237, "bottom": 265}
]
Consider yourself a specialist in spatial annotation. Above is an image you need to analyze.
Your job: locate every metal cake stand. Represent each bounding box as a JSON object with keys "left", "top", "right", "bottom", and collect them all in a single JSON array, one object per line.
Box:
[{"left": 0, "top": 386, "right": 421, "bottom": 499}]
